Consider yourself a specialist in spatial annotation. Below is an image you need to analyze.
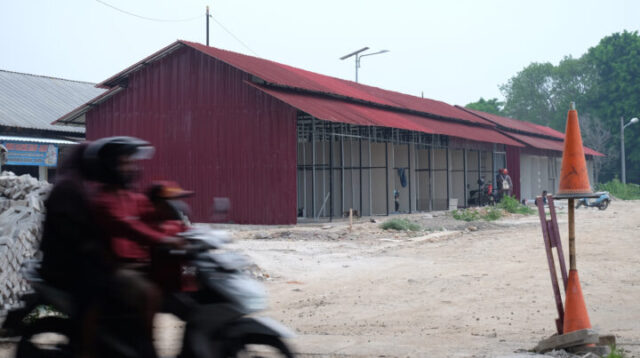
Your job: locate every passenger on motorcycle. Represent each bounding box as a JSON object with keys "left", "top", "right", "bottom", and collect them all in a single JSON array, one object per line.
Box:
[
  {"left": 144, "top": 180, "right": 194, "bottom": 235},
  {"left": 40, "top": 142, "right": 113, "bottom": 358}
]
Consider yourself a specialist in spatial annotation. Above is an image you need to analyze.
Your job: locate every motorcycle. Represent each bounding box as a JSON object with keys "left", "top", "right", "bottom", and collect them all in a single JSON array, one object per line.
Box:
[
  {"left": 2, "top": 227, "right": 295, "bottom": 358},
  {"left": 575, "top": 191, "right": 611, "bottom": 210},
  {"left": 467, "top": 183, "right": 496, "bottom": 207}
]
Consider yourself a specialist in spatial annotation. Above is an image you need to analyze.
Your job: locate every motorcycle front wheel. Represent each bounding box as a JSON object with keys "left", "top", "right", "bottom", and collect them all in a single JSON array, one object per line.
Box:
[
  {"left": 598, "top": 200, "right": 609, "bottom": 210},
  {"left": 225, "top": 335, "right": 294, "bottom": 358},
  {"left": 16, "top": 316, "right": 72, "bottom": 358}
]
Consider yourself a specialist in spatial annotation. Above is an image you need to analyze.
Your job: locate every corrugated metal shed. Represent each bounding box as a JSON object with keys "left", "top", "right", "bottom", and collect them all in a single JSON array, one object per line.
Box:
[
  {"left": 252, "top": 84, "right": 524, "bottom": 147},
  {"left": 85, "top": 46, "right": 298, "bottom": 225},
  {"left": 0, "top": 70, "right": 105, "bottom": 133}
]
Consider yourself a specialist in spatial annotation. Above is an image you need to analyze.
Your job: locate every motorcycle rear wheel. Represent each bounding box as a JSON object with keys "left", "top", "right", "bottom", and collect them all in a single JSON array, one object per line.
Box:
[
  {"left": 16, "top": 316, "right": 72, "bottom": 358},
  {"left": 225, "top": 334, "right": 293, "bottom": 358}
]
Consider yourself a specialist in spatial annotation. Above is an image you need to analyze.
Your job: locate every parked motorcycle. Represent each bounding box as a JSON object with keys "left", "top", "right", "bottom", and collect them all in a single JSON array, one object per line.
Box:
[
  {"left": 467, "top": 182, "right": 496, "bottom": 207},
  {"left": 575, "top": 191, "right": 611, "bottom": 210},
  {"left": 2, "top": 227, "right": 295, "bottom": 358}
]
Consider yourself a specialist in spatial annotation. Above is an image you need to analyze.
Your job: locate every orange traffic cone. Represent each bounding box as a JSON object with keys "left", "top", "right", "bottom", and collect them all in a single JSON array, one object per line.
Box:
[
  {"left": 555, "top": 103, "right": 594, "bottom": 334},
  {"left": 563, "top": 269, "right": 591, "bottom": 333},
  {"left": 555, "top": 103, "right": 593, "bottom": 198}
]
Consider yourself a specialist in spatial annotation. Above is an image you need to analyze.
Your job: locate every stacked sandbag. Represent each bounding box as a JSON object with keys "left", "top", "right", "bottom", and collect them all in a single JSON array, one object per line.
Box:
[{"left": 0, "top": 172, "right": 50, "bottom": 314}]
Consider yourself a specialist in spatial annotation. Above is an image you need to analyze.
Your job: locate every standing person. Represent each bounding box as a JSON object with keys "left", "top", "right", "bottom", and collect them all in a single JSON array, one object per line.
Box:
[
  {"left": 83, "top": 136, "right": 183, "bottom": 358},
  {"left": 0, "top": 144, "right": 8, "bottom": 172},
  {"left": 496, "top": 168, "right": 513, "bottom": 201}
]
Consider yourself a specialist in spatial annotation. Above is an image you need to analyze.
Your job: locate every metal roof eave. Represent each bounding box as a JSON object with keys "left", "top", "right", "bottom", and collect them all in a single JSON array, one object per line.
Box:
[
  {"left": 249, "top": 83, "right": 525, "bottom": 148},
  {"left": 53, "top": 86, "right": 126, "bottom": 126},
  {"left": 98, "top": 42, "right": 185, "bottom": 88},
  {"left": 0, "top": 135, "right": 78, "bottom": 145}
]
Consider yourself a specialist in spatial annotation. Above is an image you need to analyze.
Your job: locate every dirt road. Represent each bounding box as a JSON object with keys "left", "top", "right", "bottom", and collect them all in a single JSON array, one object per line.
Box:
[
  {"left": 198, "top": 199, "right": 639, "bottom": 357},
  {"left": 3, "top": 200, "right": 638, "bottom": 357}
]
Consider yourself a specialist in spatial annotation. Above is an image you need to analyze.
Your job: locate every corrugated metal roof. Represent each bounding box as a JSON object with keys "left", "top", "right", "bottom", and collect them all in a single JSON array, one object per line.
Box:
[
  {"left": 180, "top": 41, "right": 493, "bottom": 126},
  {"left": 459, "top": 107, "right": 602, "bottom": 156},
  {"left": 252, "top": 84, "right": 524, "bottom": 147},
  {"left": 508, "top": 132, "right": 603, "bottom": 156},
  {"left": 99, "top": 41, "right": 492, "bottom": 126},
  {"left": 0, "top": 70, "right": 105, "bottom": 133},
  {"left": 59, "top": 40, "right": 596, "bottom": 154},
  {"left": 460, "top": 107, "right": 565, "bottom": 139},
  {"left": 0, "top": 135, "right": 77, "bottom": 144},
  {"left": 53, "top": 86, "right": 125, "bottom": 126}
]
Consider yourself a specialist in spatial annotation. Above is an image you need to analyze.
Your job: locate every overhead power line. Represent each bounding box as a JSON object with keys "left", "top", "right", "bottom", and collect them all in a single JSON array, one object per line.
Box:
[
  {"left": 95, "top": 0, "right": 258, "bottom": 56},
  {"left": 211, "top": 17, "right": 258, "bottom": 56},
  {"left": 95, "top": 0, "right": 202, "bottom": 22}
]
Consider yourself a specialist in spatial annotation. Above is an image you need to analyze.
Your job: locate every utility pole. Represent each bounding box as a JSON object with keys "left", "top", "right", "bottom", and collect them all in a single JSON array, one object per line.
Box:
[{"left": 206, "top": 5, "right": 211, "bottom": 46}]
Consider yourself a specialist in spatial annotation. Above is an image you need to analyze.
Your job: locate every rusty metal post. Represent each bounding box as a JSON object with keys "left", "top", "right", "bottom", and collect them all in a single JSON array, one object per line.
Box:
[{"left": 568, "top": 198, "right": 576, "bottom": 270}]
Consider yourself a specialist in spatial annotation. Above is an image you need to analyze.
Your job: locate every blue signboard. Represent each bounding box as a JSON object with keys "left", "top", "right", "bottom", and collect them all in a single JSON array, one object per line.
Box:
[{"left": 1, "top": 142, "right": 58, "bottom": 167}]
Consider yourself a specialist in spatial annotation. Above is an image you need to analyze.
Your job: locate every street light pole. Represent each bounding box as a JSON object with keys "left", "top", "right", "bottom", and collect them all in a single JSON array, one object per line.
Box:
[
  {"left": 341, "top": 47, "right": 389, "bottom": 83},
  {"left": 621, "top": 116, "right": 639, "bottom": 184}
]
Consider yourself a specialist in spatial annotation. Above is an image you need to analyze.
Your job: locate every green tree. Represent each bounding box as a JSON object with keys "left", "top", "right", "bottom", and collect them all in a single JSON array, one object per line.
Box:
[
  {"left": 550, "top": 55, "right": 596, "bottom": 130},
  {"left": 584, "top": 30, "right": 640, "bottom": 182},
  {"left": 499, "top": 31, "right": 640, "bottom": 183},
  {"left": 465, "top": 97, "right": 504, "bottom": 115},
  {"left": 500, "top": 63, "right": 556, "bottom": 126}
]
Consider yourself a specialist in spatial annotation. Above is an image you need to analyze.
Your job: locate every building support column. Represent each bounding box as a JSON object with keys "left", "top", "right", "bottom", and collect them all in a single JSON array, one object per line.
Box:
[
  {"left": 463, "top": 148, "right": 468, "bottom": 208},
  {"left": 311, "top": 117, "right": 316, "bottom": 218},
  {"left": 329, "top": 124, "right": 334, "bottom": 222},
  {"left": 408, "top": 137, "right": 412, "bottom": 213},
  {"left": 446, "top": 147, "right": 451, "bottom": 209},
  {"left": 359, "top": 131, "right": 363, "bottom": 216},
  {"left": 385, "top": 140, "right": 389, "bottom": 216},
  {"left": 38, "top": 166, "right": 48, "bottom": 182},
  {"left": 340, "top": 124, "right": 345, "bottom": 215},
  {"left": 429, "top": 146, "right": 434, "bottom": 211}
]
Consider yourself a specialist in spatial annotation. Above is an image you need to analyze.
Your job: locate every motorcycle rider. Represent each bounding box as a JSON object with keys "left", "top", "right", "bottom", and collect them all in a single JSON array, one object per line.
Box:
[{"left": 83, "top": 136, "right": 184, "bottom": 358}]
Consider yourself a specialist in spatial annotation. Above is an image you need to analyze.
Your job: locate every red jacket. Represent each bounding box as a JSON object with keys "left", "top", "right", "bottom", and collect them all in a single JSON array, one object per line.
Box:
[{"left": 91, "top": 186, "right": 169, "bottom": 262}]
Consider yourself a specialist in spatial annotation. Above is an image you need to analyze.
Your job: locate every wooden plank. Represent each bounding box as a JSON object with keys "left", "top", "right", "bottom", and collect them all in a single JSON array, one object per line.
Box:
[
  {"left": 548, "top": 196, "right": 568, "bottom": 289},
  {"left": 536, "top": 196, "right": 564, "bottom": 334},
  {"left": 534, "top": 329, "right": 599, "bottom": 353}
]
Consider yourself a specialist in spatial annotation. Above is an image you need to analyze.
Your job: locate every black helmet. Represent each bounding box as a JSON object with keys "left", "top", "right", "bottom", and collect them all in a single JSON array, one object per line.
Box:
[{"left": 83, "top": 136, "right": 154, "bottom": 186}]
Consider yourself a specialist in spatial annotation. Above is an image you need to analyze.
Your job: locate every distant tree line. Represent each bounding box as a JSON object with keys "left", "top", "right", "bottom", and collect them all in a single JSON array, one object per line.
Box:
[{"left": 466, "top": 30, "right": 640, "bottom": 184}]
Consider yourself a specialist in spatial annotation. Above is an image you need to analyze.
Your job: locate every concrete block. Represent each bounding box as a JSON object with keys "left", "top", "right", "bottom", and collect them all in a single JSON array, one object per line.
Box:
[{"left": 534, "top": 329, "right": 599, "bottom": 353}]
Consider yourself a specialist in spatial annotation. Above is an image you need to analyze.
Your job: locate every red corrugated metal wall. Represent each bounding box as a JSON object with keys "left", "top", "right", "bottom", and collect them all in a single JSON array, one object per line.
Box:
[
  {"left": 506, "top": 145, "right": 521, "bottom": 200},
  {"left": 86, "top": 46, "right": 298, "bottom": 224}
]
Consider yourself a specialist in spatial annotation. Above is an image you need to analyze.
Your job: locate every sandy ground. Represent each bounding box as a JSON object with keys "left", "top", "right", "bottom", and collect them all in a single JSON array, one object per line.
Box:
[{"left": 3, "top": 200, "right": 639, "bottom": 357}]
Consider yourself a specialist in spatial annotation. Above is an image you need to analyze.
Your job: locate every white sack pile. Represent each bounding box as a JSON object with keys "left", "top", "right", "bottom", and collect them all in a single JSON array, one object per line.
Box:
[{"left": 0, "top": 172, "right": 50, "bottom": 314}]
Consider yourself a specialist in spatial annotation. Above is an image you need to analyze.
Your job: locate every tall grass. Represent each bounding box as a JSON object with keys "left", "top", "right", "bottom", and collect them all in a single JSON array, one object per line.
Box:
[
  {"left": 380, "top": 218, "right": 422, "bottom": 231},
  {"left": 597, "top": 179, "right": 640, "bottom": 200},
  {"left": 452, "top": 207, "right": 503, "bottom": 222},
  {"left": 497, "top": 195, "right": 535, "bottom": 215},
  {"left": 605, "top": 345, "right": 626, "bottom": 358}
]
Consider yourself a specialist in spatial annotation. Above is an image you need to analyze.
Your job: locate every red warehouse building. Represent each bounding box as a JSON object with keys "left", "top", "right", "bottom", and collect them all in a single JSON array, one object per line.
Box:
[{"left": 55, "top": 41, "right": 601, "bottom": 224}]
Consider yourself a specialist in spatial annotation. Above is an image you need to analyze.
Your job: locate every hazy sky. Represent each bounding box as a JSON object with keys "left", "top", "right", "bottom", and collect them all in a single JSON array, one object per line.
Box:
[{"left": 2, "top": 0, "right": 639, "bottom": 106}]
